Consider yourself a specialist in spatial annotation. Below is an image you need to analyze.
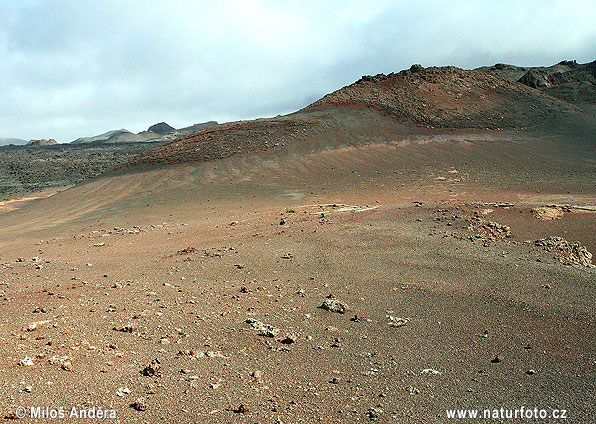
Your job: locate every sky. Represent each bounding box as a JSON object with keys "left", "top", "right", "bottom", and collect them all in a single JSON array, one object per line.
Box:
[{"left": 1, "top": 0, "right": 595, "bottom": 142}]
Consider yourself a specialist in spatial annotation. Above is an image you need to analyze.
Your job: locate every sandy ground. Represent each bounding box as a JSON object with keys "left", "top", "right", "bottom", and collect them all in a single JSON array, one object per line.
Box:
[{"left": 0, "top": 126, "right": 595, "bottom": 423}]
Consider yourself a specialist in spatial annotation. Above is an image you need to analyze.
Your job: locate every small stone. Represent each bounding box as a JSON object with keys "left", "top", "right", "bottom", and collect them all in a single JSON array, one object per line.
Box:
[
  {"left": 131, "top": 398, "right": 148, "bottom": 411},
  {"left": 116, "top": 387, "right": 131, "bottom": 397},
  {"left": 320, "top": 296, "right": 348, "bottom": 314},
  {"left": 527, "top": 369, "right": 537, "bottom": 375},
  {"left": 280, "top": 335, "right": 296, "bottom": 345},
  {"left": 491, "top": 354, "right": 504, "bottom": 364},
  {"left": 142, "top": 359, "right": 161, "bottom": 376},
  {"left": 386, "top": 315, "right": 409, "bottom": 327},
  {"left": 366, "top": 407, "right": 383, "bottom": 420},
  {"left": 233, "top": 404, "right": 249, "bottom": 414},
  {"left": 19, "top": 357, "right": 35, "bottom": 366}
]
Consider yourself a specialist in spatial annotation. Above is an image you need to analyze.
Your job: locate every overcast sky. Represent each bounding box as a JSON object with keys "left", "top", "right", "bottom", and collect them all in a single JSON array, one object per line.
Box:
[{"left": 1, "top": 0, "right": 595, "bottom": 142}]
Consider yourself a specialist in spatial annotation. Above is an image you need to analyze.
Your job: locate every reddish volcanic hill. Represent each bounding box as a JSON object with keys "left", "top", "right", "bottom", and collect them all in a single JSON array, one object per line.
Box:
[
  {"left": 128, "top": 64, "right": 587, "bottom": 167},
  {"left": 306, "top": 65, "right": 577, "bottom": 129}
]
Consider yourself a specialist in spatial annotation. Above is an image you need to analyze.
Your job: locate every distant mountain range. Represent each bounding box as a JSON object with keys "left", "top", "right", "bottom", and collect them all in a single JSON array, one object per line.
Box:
[
  {"left": 0, "top": 138, "right": 28, "bottom": 146},
  {"left": 0, "top": 121, "right": 218, "bottom": 147},
  {"left": 70, "top": 121, "right": 218, "bottom": 144}
]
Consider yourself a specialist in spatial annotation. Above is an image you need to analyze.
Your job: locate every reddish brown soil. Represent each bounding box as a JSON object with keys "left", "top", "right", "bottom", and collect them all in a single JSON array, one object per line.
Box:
[{"left": 0, "top": 65, "right": 595, "bottom": 423}]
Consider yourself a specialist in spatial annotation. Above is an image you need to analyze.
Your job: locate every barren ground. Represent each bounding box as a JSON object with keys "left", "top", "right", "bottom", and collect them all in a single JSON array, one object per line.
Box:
[{"left": 0, "top": 116, "right": 594, "bottom": 423}]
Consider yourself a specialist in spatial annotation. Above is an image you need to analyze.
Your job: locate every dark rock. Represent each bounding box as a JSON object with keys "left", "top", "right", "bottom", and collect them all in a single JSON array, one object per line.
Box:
[
  {"left": 410, "top": 64, "right": 424, "bottom": 73},
  {"left": 148, "top": 122, "right": 176, "bottom": 135}
]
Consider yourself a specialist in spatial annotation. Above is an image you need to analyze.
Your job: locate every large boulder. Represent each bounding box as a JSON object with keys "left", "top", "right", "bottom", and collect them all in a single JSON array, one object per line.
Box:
[{"left": 518, "top": 69, "right": 551, "bottom": 88}]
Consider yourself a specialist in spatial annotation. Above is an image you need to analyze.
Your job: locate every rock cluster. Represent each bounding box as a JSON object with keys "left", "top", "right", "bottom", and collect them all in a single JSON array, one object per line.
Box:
[{"left": 535, "top": 236, "right": 594, "bottom": 267}]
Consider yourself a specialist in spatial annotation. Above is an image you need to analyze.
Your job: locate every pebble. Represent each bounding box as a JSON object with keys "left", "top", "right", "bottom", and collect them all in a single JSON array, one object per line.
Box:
[
  {"left": 491, "top": 354, "right": 504, "bottom": 363},
  {"left": 320, "top": 296, "right": 348, "bottom": 314},
  {"left": 386, "top": 315, "right": 409, "bottom": 327},
  {"left": 142, "top": 359, "right": 161, "bottom": 376},
  {"left": 131, "top": 398, "right": 148, "bottom": 411}
]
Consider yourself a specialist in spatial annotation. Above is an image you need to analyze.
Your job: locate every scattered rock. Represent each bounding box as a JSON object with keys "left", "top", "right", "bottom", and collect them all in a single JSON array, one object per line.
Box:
[
  {"left": 131, "top": 398, "right": 148, "bottom": 411},
  {"left": 406, "top": 385, "right": 421, "bottom": 395},
  {"left": 113, "top": 324, "right": 137, "bottom": 333},
  {"left": 468, "top": 217, "right": 511, "bottom": 239},
  {"left": 532, "top": 206, "right": 564, "bottom": 220},
  {"left": 18, "top": 357, "right": 35, "bottom": 367},
  {"left": 421, "top": 368, "right": 442, "bottom": 375},
  {"left": 48, "top": 355, "right": 72, "bottom": 371},
  {"left": 366, "top": 407, "right": 384, "bottom": 420},
  {"left": 320, "top": 296, "right": 348, "bottom": 314},
  {"left": 233, "top": 404, "right": 250, "bottom": 414},
  {"left": 491, "top": 354, "right": 504, "bottom": 364},
  {"left": 245, "top": 318, "right": 278, "bottom": 337},
  {"left": 177, "top": 247, "right": 199, "bottom": 255},
  {"left": 535, "top": 236, "right": 594, "bottom": 267},
  {"left": 386, "top": 315, "right": 409, "bottom": 327},
  {"left": 142, "top": 359, "right": 161, "bottom": 377},
  {"left": 116, "top": 387, "right": 131, "bottom": 397}
]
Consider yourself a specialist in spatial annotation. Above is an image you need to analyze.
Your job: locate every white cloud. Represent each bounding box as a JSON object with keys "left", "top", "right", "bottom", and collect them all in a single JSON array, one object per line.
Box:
[{"left": 0, "top": 0, "right": 594, "bottom": 141}]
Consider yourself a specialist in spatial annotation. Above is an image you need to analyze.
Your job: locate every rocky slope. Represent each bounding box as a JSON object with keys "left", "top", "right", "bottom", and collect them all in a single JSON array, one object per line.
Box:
[
  {"left": 307, "top": 64, "right": 577, "bottom": 129},
  {"left": 130, "top": 64, "right": 587, "bottom": 167},
  {"left": 0, "top": 142, "right": 161, "bottom": 195},
  {"left": 478, "top": 60, "right": 596, "bottom": 113}
]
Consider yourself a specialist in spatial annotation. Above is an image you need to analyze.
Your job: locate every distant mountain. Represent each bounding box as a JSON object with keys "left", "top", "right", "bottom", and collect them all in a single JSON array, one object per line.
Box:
[
  {"left": 27, "top": 138, "right": 58, "bottom": 146},
  {"left": 148, "top": 122, "right": 176, "bottom": 135},
  {"left": 0, "top": 137, "right": 28, "bottom": 146},
  {"left": 70, "top": 121, "right": 218, "bottom": 144},
  {"left": 71, "top": 129, "right": 138, "bottom": 144}
]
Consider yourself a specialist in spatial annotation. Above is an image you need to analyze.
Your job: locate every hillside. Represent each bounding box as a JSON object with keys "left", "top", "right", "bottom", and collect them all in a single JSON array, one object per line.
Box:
[
  {"left": 478, "top": 60, "right": 596, "bottom": 114},
  {"left": 307, "top": 64, "right": 578, "bottom": 128},
  {"left": 129, "top": 64, "right": 587, "bottom": 167}
]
